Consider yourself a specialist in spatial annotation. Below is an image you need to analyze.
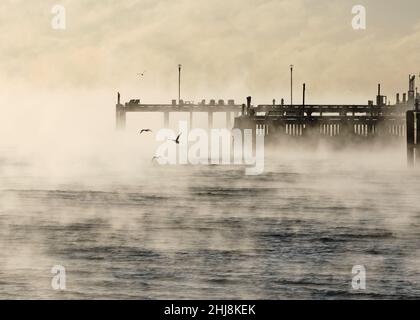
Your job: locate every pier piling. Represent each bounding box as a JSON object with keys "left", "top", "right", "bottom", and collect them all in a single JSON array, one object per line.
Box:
[
  {"left": 116, "top": 105, "right": 126, "bottom": 130},
  {"left": 407, "top": 99, "right": 420, "bottom": 166},
  {"left": 164, "top": 112, "right": 170, "bottom": 128},
  {"left": 226, "top": 112, "right": 231, "bottom": 128},
  {"left": 208, "top": 112, "right": 213, "bottom": 129}
]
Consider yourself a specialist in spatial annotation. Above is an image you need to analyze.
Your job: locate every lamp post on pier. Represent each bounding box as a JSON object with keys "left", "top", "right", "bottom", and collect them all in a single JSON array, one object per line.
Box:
[
  {"left": 178, "top": 64, "right": 182, "bottom": 105},
  {"left": 290, "top": 64, "right": 294, "bottom": 106}
]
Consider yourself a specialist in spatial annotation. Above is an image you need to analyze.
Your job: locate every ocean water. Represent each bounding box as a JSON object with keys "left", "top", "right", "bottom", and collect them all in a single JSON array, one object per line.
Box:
[{"left": 0, "top": 145, "right": 419, "bottom": 299}]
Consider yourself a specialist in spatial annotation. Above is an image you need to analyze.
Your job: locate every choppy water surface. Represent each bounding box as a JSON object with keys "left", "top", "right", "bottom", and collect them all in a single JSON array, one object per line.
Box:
[{"left": 0, "top": 147, "right": 419, "bottom": 299}]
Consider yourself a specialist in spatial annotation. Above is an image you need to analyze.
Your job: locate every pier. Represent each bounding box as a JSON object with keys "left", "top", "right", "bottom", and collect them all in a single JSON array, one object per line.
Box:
[
  {"left": 234, "top": 89, "right": 411, "bottom": 142},
  {"left": 116, "top": 94, "right": 242, "bottom": 130},
  {"left": 116, "top": 75, "right": 420, "bottom": 165}
]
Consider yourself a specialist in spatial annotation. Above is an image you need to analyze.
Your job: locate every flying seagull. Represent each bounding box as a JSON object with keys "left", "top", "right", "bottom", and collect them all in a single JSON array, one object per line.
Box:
[
  {"left": 170, "top": 133, "right": 182, "bottom": 144},
  {"left": 139, "top": 129, "right": 152, "bottom": 134}
]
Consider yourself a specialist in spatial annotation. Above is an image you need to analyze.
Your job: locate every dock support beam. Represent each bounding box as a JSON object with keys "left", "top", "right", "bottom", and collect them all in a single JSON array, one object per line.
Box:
[
  {"left": 407, "top": 99, "right": 420, "bottom": 166},
  {"left": 407, "top": 111, "right": 415, "bottom": 166},
  {"left": 226, "top": 112, "right": 231, "bottom": 128},
  {"left": 208, "top": 112, "right": 213, "bottom": 130},
  {"left": 407, "top": 101, "right": 420, "bottom": 166},
  {"left": 164, "top": 112, "right": 170, "bottom": 128},
  {"left": 116, "top": 105, "right": 126, "bottom": 130}
]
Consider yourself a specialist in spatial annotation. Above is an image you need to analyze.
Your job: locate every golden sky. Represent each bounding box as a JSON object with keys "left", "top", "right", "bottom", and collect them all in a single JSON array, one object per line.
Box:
[{"left": 1, "top": 0, "right": 420, "bottom": 103}]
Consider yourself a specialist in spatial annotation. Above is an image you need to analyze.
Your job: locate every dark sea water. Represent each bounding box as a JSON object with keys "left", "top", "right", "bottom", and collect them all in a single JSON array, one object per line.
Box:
[{"left": 0, "top": 146, "right": 419, "bottom": 299}]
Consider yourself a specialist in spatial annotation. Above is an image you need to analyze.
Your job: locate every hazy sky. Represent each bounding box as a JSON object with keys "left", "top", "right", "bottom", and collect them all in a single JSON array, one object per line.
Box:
[{"left": 1, "top": 0, "right": 420, "bottom": 103}]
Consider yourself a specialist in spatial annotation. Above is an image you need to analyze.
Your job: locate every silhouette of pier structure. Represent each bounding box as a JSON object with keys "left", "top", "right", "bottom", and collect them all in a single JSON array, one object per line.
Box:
[
  {"left": 235, "top": 84, "right": 413, "bottom": 142},
  {"left": 115, "top": 75, "right": 420, "bottom": 165},
  {"left": 234, "top": 76, "right": 420, "bottom": 165},
  {"left": 116, "top": 93, "right": 242, "bottom": 130}
]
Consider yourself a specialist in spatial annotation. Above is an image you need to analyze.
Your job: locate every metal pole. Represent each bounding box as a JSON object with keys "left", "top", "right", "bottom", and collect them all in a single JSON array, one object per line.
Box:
[
  {"left": 290, "top": 65, "right": 294, "bottom": 106},
  {"left": 178, "top": 64, "right": 182, "bottom": 104},
  {"left": 303, "top": 83, "right": 306, "bottom": 107}
]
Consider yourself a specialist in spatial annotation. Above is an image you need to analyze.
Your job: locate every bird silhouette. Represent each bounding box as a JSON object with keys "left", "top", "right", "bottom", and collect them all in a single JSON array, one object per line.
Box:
[
  {"left": 137, "top": 71, "right": 146, "bottom": 77},
  {"left": 139, "top": 129, "right": 152, "bottom": 134},
  {"left": 170, "top": 133, "right": 182, "bottom": 144}
]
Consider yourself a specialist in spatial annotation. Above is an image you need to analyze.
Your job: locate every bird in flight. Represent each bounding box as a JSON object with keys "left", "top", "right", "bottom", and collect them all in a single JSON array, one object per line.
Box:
[
  {"left": 170, "top": 133, "right": 182, "bottom": 144},
  {"left": 137, "top": 71, "right": 146, "bottom": 77},
  {"left": 139, "top": 129, "right": 152, "bottom": 134}
]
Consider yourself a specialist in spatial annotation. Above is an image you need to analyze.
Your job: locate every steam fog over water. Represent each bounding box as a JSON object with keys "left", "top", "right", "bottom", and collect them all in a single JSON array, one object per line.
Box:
[
  {"left": 1, "top": 0, "right": 420, "bottom": 301},
  {"left": 0, "top": 125, "right": 419, "bottom": 298}
]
